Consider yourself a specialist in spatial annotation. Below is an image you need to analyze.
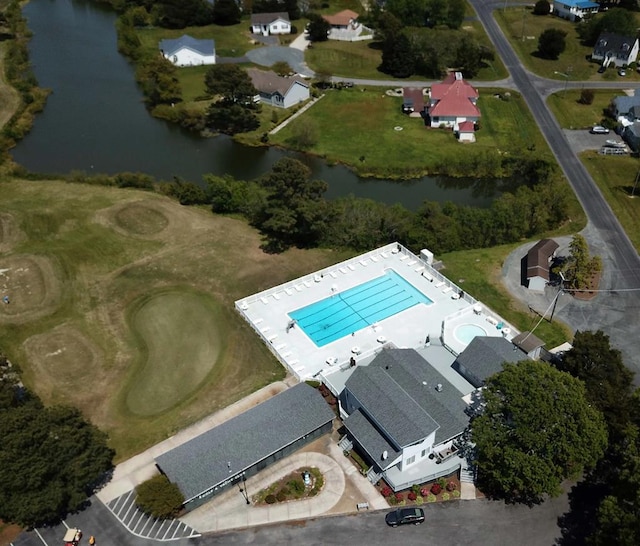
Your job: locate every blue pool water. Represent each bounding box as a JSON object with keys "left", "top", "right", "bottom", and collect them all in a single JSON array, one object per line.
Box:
[
  {"left": 454, "top": 324, "right": 487, "bottom": 345},
  {"left": 289, "top": 269, "right": 432, "bottom": 347}
]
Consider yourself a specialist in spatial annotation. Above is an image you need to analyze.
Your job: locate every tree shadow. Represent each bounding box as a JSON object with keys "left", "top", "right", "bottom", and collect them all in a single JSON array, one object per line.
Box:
[{"left": 555, "top": 479, "right": 607, "bottom": 545}]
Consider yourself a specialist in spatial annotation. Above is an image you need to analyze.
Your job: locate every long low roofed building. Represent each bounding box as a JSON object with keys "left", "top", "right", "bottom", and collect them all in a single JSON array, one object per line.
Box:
[{"left": 155, "top": 383, "right": 334, "bottom": 511}]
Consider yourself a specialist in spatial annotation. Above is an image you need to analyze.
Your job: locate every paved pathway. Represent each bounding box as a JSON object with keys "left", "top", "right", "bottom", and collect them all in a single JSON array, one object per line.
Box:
[{"left": 246, "top": 46, "right": 313, "bottom": 77}]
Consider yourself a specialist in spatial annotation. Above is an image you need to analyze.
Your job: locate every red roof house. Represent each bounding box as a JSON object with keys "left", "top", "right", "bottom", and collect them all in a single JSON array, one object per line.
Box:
[
  {"left": 428, "top": 72, "right": 480, "bottom": 131},
  {"left": 322, "top": 9, "right": 359, "bottom": 29}
]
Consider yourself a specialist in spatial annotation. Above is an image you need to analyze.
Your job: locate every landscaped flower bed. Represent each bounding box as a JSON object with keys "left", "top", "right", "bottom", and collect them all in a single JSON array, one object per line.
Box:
[
  {"left": 376, "top": 473, "right": 461, "bottom": 505},
  {"left": 253, "top": 467, "right": 324, "bottom": 505}
]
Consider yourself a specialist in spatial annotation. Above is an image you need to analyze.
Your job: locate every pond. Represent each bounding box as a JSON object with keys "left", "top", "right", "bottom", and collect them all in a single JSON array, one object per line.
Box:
[{"left": 11, "top": 0, "right": 501, "bottom": 210}]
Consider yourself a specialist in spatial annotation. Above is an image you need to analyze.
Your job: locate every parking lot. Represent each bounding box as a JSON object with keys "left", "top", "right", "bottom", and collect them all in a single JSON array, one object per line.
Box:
[{"left": 563, "top": 127, "right": 627, "bottom": 154}]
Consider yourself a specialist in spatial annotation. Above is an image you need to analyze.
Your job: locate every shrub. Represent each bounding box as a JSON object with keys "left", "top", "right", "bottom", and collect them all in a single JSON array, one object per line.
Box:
[
  {"left": 388, "top": 495, "right": 397, "bottom": 505},
  {"left": 579, "top": 89, "right": 595, "bottom": 105},
  {"left": 416, "top": 495, "right": 424, "bottom": 504},
  {"left": 381, "top": 486, "right": 393, "bottom": 497},
  {"left": 442, "top": 492, "right": 450, "bottom": 501},
  {"left": 420, "top": 487, "right": 430, "bottom": 496},
  {"left": 265, "top": 494, "right": 277, "bottom": 504},
  {"left": 427, "top": 494, "right": 437, "bottom": 503},
  {"left": 135, "top": 474, "right": 184, "bottom": 519},
  {"left": 431, "top": 483, "right": 442, "bottom": 495},
  {"left": 411, "top": 484, "right": 421, "bottom": 494},
  {"left": 438, "top": 478, "right": 447, "bottom": 489},
  {"left": 288, "top": 479, "right": 305, "bottom": 495},
  {"left": 395, "top": 492, "right": 404, "bottom": 502},
  {"left": 446, "top": 481, "right": 457, "bottom": 492},
  {"left": 452, "top": 490, "right": 461, "bottom": 498},
  {"left": 276, "top": 490, "right": 288, "bottom": 502},
  {"left": 408, "top": 491, "right": 417, "bottom": 501}
]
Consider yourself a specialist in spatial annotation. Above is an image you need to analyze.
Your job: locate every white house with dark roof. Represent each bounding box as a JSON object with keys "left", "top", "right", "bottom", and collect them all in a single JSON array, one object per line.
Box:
[
  {"left": 453, "top": 336, "right": 528, "bottom": 389},
  {"left": 552, "top": 0, "right": 599, "bottom": 21},
  {"left": 339, "top": 349, "right": 470, "bottom": 491},
  {"left": 428, "top": 72, "right": 480, "bottom": 131},
  {"left": 247, "top": 68, "right": 310, "bottom": 108},
  {"left": 155, "top": 383, "right": 334, "bottom": 511},
  {"left": 159, "top": 35, "right": 215, "bottom": 67},
  {"left": 592, "top": 32, "right": 639, "bottom": 68},
  {"left": 250, "top": 12, "right": 291, "bottom": 35}
]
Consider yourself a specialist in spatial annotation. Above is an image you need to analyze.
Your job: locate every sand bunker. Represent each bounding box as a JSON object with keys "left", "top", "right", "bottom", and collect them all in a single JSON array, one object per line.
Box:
[
  {"left": 23, "top": 325, "right": 104, "bottom": 403},
  {"left": 97, "top": 201, "right": 170, "bottom": 238},
  {"left": 0, "top": 254, "right": 62, "bottom": 323}
]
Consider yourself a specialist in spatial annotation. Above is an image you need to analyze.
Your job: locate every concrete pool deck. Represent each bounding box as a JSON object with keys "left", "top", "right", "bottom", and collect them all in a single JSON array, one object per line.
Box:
[{"left": 236, "top": 243, "right": 519, "bottom": 381}]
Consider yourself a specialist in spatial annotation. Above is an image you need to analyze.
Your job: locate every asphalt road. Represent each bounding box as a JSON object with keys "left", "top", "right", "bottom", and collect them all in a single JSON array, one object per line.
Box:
[{"left": 468, "top": 0, "right": 640, "bottom": 374}]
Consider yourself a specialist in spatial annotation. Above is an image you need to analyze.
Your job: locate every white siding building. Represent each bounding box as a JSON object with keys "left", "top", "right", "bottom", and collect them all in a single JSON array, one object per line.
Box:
[{"left": 159, "top": 35, "right": 215, "bottom": 67}]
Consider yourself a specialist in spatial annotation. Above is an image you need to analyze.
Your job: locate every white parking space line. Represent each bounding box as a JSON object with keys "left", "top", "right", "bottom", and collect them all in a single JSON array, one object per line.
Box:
[{"left": 33, "top": 529, "right": 49, "bottom": 546}]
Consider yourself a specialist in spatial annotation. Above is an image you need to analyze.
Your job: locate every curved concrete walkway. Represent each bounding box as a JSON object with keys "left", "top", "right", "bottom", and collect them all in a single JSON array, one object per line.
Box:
[{"left": 179, "top": 451, "right": 345, "bottom": 533}]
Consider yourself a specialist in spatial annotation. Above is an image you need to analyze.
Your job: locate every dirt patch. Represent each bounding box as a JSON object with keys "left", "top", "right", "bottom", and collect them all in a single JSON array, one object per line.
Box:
[
  {"left": 0, "top": 521, "right": 23, "bottom": 546},
  {"left": 0, "top": 212, "right": 25, "bottom": 254},
  {"left": 23, "top": 324, "right": 106, "bottom": 406},
  {"left": 0, "top": 254, "right": 62, "bottom": 324},
  {"left": 571, "top": 270, "right": 602, "bottom": 301}
]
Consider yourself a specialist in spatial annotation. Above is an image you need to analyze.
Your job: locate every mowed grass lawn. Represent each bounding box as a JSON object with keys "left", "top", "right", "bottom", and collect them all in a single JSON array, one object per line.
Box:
[
  {"left": 547, "top": 89, "right": 613, "bottom": 129},
  {"left": 0, "top": 179, "right": 353, "bottom": 459},
  {"left": 496, "top": 8, "right": 640, "bottom": 81},
  {"left": 271, "top": 88, "right": 551, "bottom": 178},
  {"left": 581, "top": 152, "right": 640, "bottom": 251}
]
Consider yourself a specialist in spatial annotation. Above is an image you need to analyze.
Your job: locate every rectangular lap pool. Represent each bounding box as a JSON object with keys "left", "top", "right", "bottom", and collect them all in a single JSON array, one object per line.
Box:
[{"left": 289, "top": 269, "right": 432, "bottom": 347}]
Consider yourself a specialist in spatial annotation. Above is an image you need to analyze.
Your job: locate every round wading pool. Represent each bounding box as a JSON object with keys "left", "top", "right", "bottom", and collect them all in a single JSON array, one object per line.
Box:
[{"left": 454, "top": 324, "right": 487, "bottom": 345}]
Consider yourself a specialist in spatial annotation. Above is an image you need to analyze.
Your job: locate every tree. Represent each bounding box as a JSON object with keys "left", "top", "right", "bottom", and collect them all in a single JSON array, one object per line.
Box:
[
  {"left": 532, "top": 0, "right": 551, "bottom": 15},
  {"left": 386, "top": 0, "right": 427, "bottom": 26},
  {"left": 472, "top": 361, "right": 607, "bottom": 505},
  {"left": 136, "top": 56, "right": 182, "bottom": 107},
  {"left": 271, "top": 61, "right": 293, "bottom": 77},
  {"left": 0, "top": 396, "right": 114, "bottom": 526},
  {"left": 136, "top": 474, "right": 185, "bottom": 519},
  {"left": 256, "top": 158, "right": 330, "bottom": 250},
  {"left": 580, "top": 8, "right": 638, "bottom": 46},
  {"left": 590, "top": 424, "right": 640, "bottom": 546},
  {"left": 206, "top": 102, "right": 260, "bottom": 135},
  {"left": 538, "top": 28, "right": 568, "bottom": 60},
  {"left": 424, "top": 0, "right": 465, "bottom": 29},
  {"left": 579, "top": 88, "right": 595, "bottom": 105},
  {"left": 380, "top": 33, "right": 417, "bottom": 78},
  {"left": 555, "top": 233, "right": 601, "bottom": 291},
  {"left": 556, "top": 330, "right": 634, "bottom": 442},
  {"left": 212, "top": 0, "right": 241, "bottom": 26},
  {"left": 204, "top": 65, "right": 257, "bottom": 105},
  {"left": 307, "top": 13, "right": 330, "bottom": 42},
  {"left": 155, "top": 0, "right": 213, "bottom": 29},
  {"left": 373, "top": 11, "right": 403, "bottom": 44}
]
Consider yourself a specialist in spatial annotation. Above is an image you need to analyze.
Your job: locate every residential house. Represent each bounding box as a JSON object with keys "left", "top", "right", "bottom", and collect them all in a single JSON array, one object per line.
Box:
[
  {"left": 623, "top": 120, "right": 640, "bottom": 151},
  {"left": 155, "top": 383, "right": 334, "bottom": 511},
  {"left": 592, "top": 32, "right": 639, "bottom": 68},
  {"left": 159, "top": 35, "right": 215, "bottom": 67},
  {"left": 453, "top": 337, "right": 528, "bottom": 389},
  {"left": 322, "top": 9, "right": 359, "bottom": 30},
  {"left": 552, "top": 0, "right": 599, "bottom": 22},
  {"left": 526, "top": 238, "right": 559, "bottom": 291},
  {"left": 247, "top": 68, "right": 310, "bottom": 108},
  {"left": 427, "top": 72, "right": 481, "bottom": 131},
  {"left": 612, "top": 89, "right": 640, "bottom": 121},
  {"left": 338, "top": 349, "right": 469, "bottom": 491},
  {"left": 250, "top": 12, "right": 291, "bottom": 36}
]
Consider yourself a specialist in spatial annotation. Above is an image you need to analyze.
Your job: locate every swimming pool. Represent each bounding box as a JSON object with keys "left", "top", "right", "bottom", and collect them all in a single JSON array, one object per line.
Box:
[
  {"left": 454, "top": 324, "right": 487, "bottom": 345},
  {"left": 289, "top": 269, "right": 432, "bottom": 347}
]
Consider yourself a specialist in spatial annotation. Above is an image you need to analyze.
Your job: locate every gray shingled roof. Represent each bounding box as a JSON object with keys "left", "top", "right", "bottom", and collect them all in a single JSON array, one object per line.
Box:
[
  {"left": 345, "top": 349, "right": 468, "bottom": 446},
  {"left": 155, "top": 384, "right": 334, "bottom": 502},
  {"left": 247, "top": 68, "right": 308, "bottom": 97},
  {"left": 159, "top": 34, "right": 215, "bottom": 57},
  {"left": 512, "top": 331, "right": 545, "bottom": 354},
  {"left": 250, "top": 12, "right": 290, "bottom": 26},
  {"left": 344, "top": 409, "right": 401, "bottom": 470},
  {"left": 454, "top": 336, "right": 528, "bottom": 388},
  {"left": 593, "top": 32, "right": 637, "bottom": 62}
]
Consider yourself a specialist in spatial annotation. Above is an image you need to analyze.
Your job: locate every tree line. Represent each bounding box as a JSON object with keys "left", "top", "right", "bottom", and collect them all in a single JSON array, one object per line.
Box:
[
  {"left": 164, "top": 155, "right": 571, "bottom": 253},
  {"left": 0, "top": 354, "right": 114, "bottom": 527}
]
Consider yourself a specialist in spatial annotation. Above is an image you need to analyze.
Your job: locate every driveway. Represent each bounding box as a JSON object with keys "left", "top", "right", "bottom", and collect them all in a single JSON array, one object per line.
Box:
[{"left": 246, "top": 46, "right": 314, "bottom": 77}]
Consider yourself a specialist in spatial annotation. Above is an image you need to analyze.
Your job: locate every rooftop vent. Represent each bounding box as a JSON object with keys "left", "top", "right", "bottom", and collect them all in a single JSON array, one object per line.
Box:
[{"left": 435, "top": 383, "right": 443, "bottom": 392}]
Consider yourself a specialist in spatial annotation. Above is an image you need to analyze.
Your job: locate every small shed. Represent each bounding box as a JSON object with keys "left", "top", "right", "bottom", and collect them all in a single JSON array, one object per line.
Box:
[
  {"left": 457, "top": 120, "right": 476, "bottom": 142},
  {"left": 526, "top": 238, "right": 559, "bottom": 291},
  {"left": 512, "top": 331, "right": 545, "bottom": 360}
]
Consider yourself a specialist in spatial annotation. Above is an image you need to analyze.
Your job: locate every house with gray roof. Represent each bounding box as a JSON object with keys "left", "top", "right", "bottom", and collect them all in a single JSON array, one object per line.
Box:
[
  {"left": 250, "top": 12, "right": 291, "bottom": 35},
  {"left": 159, "top": 34, "right": 215, "bottom": 67},
  {"left": 453, "top": 336, "right": 528, "bottom": 388},
  {"left": 155, "top": 383, "right": 334, "bottom": 511},
  {"left": 339, "top": 349, "right": 469, "bottom": 491},
  {"left": 247, "top": 68, "right": 310, "bottom": 109},
  {"left": 612, "top": 89, "right": 640, "bottom": 121},
  {"left": 592, "top": 32, "right": 639, "bottom": 69}
]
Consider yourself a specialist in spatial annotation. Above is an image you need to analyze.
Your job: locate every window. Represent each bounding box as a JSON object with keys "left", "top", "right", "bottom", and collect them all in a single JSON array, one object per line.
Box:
[
  {"left": 406, "top": 455, "right": 415, "bottom": 466},
  {"left": 421, "top": 449, "right": 427, "bottom": 458}
]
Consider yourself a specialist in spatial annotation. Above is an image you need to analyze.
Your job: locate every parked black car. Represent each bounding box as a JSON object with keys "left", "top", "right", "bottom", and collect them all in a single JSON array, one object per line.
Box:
[{"left": 385, "top": 507, "right": 425, "bottom": 527}]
